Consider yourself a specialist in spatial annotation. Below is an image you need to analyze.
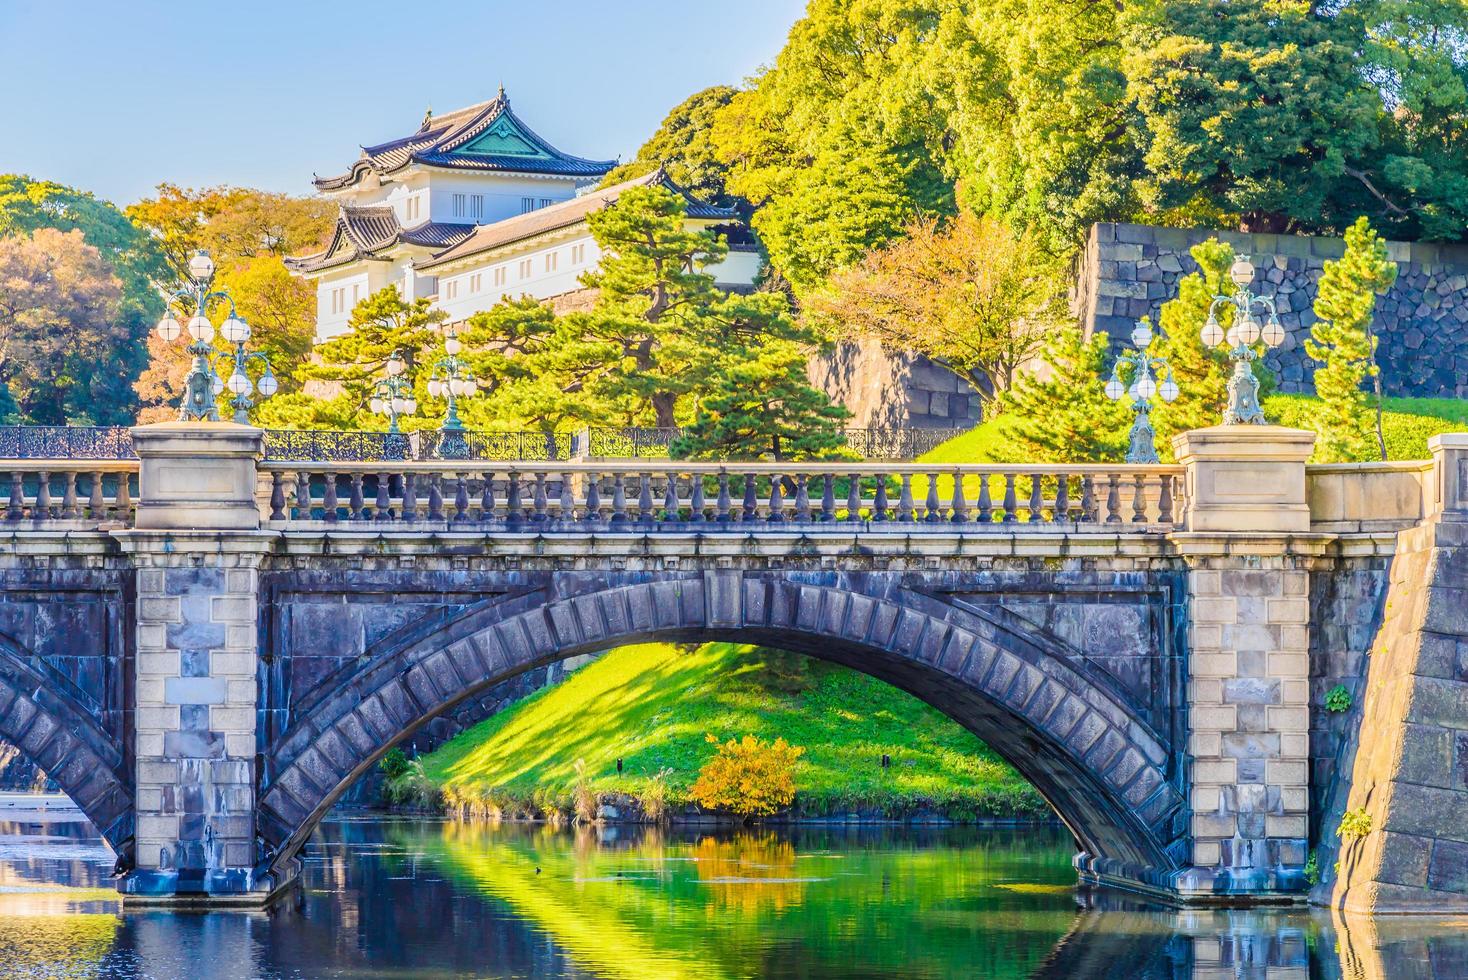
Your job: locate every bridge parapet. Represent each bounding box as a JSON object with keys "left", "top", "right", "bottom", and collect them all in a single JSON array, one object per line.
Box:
[{"left": 257, "top": 460, "right": 1187, "bottom": 530}]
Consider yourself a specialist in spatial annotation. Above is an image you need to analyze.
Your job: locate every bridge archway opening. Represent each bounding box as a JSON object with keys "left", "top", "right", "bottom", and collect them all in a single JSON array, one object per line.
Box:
[
  {"left": 260, "top": 579, "right": 1186, "bottom": 895},
  {"left": 0, "top": 642, "right": 133, "bottom": 865}
]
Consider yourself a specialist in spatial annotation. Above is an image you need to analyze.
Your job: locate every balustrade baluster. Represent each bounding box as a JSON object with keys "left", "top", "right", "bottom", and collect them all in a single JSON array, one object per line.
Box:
[
  {"left": 36, "top": 471, "right": 51, "bottom": 519},
  {"left": 950, "top": 471, "right": 968, "bottom": 524},
  {"left": 741, "top": 474, "right": 757, "bottom": 521},
  {"left": 637, "top": 473, "right": 654, "bottom": 526},
  {"left": 1105, "top": 473, "right": 1122, "bottom": 524},
  {"left": 1002, "top": 474, "right": 1018, "bottom": 523},
  {"left": 506, "top": 471, "right": 523, "bottom": 525},
  {"left": 350, "top": 474, "right": 366, "bottom": 521},
  {"left": 456, "top": 474, "right": 472, "bottom": 523},
  {"left": 820, "top": 474, "right": 835, "bottom": 522},
  {"left": 1132, "top": 474, "right": 1147, "bottom": 523},
  {"left": 611, "top": 474, "right": 627, "bottom": 525},
  {"left": 1028, "top": 473, "right": 1043, "bottom": 524},
  {"left": 977, "top": 473, "right": 991, "bottom": 523},
  {"left": 322, "top": 472, "right": 339, "bottom": 523},
  {"left": 269, "top": 472, "right": 286, "bottom": 521},
  {"left": 689, "top": 473, "right": 705, "bottom": 523},
  {"left": 7, "top": 473, "right": 23, "bottom": 521},
  {"left": 873, "top": 475, "right": 889, "bottom": 522},
  {"left": 924, "top": 473, "right": 940, "bottom": 523},
  {"left": 62, "top": 471, "right": 78, "bottom": 520},
  {"left": 794, "top": 475, "right": 811, "bottom": 522},
  {"left": 767, "top": 473, "right": 785, "bottom": 523},
  {"left": 845, "top": 475, "right": 859, "bottom": 522},
  {"left": 295, "top": 471, "right": 311, "bottom": 521},
  {"left": 583, "top": 472, "right": 602, "bottom": 522},
  {"left": 663, "top": 472, "right": 680, "bottom": 522},
  {"left": 558, "top": 472, "right": 574, "bottom": 522},
  {"left": 376, "top": 472, "right": 392, "bottom": 522},
  {"left": 1053, "top": 474, "right": 1070, "bottom": 523},
  {"left": 89, "top": 471, "right": 105, "bottom": 521},
  {"left": 715, "top": 472, "right": 731, "bottom": 523},
  {"left": 480, "top": 472, "right": 496, "bottom": 522},
  {"left": 116, "top": 472, "right": 133, "bottom": 522},
  {"left": 532, "top": 472, "right": 548, "bottom": 522},
  {"left": 897, "top": 474, "right": 915, "bottom": 522},
  {"left": 402, "top": 474, "right": 418, "bottom": 522},
  {"left": 1158, "top": 473, "right": 1175, "bottom": 525},
  {"left": 1081, "top": 475, "right": 1097, "bottom": 523}
]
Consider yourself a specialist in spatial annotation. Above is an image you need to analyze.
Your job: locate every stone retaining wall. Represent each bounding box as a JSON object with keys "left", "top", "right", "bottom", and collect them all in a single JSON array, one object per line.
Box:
[{"left": 1074, "top": 222, "right": 1468, "bottom": 397}]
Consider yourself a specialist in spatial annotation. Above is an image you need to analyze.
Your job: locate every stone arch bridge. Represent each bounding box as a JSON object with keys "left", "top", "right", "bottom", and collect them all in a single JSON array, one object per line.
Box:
[{"left": 0, "top": 421, "right": 1465, "bottom": 914}]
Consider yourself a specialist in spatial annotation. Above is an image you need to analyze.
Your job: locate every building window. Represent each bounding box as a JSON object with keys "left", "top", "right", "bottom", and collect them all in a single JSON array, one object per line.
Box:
[
  {"left": 571, "top": 243, "right": 586, "bottom": 265},
  {"left": 470, "top": 195, "right": 483, "bottom": 221},
  {"left": 545, "top": 251, "right": 558, "bottom": 273},
  {"left": 521, "top": 197, "right": 535, "bottom": 214},
  {"left": 539, "top": 198, "right": 553, "bottom": 209},
  {"left": 452, "top": 193, "right": 467, "bottom": 218},
  {"left": 406, "top": 196, "right": 420, "bottom": 222},
  {"left": 330, "top": 287, "right": 346, "bottom": 315},
  {"left": 351, "top": 284, "right": 360, "bottom": 305},
  {"left": 518, "top": 258, "right": 533, "bottom": 279},
  {"left": 469, "top": 273, "right": 482, "bottom": 293},
  {"left": 494, "top": 266, "right": 507, "bottom": 287}
]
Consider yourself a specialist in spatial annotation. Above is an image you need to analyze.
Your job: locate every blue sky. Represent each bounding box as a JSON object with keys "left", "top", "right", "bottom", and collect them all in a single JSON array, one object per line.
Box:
[{"left": 0, "top": 0, "right": 804, "bottom": 205}]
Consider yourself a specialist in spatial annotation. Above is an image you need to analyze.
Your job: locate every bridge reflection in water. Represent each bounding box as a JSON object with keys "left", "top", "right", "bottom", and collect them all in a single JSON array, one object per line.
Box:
[{"left": 0, "top": 804, "right": 1462, "bottom": 978}]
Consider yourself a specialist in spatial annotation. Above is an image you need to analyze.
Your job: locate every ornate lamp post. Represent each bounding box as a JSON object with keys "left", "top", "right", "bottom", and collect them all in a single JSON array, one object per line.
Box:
[
  {"left": 426, "top": 322, "right": 478, "bottom": 459},
  {"left": 154, "top": 250, "right": 277, "bottom": 422},
  {"left": 1104, "top": 320, "right": 1180, "bottom": 463},
  {"left": 369, "top": 351, "right": 416, "bottom": 459},
  {"left": 1201, "top": 254, "right": 1286, "bottom": 424}
]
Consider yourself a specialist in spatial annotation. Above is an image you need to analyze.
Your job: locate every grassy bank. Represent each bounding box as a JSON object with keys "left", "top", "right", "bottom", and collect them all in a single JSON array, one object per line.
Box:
[
  {"left": 920, "top": 393, "right": 1467, "bottom": 465},
  {"left": 406, "top": 642, "right": 1048, "bottom": 822}
]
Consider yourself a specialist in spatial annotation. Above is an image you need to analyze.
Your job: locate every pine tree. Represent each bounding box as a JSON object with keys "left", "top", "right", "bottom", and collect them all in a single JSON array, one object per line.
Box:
[
  {"left": 299, "top": 286, "right": 446, "bottom": 402},
  {"left": 1307, "top": 217, "right": 1398, "bottom": 462},
  {"left": 671, "top": 338, "right": 850, "bottom": 461},
  {"left": 994, "top": 325, "right": 1132, "bottom": 463}
]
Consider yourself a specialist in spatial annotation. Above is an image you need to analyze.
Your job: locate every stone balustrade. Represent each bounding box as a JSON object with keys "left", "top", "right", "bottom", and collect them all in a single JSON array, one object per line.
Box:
[
  {"left": 257, "top": 461, "right": 1187, "bottom": 528},
  {"left": 0, "top": 460, "right": 138, "bottom": 526}
]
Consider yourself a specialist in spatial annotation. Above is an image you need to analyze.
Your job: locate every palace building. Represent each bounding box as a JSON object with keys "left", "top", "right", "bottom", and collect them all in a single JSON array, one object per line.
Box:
[{"left": 289, "top": 88, "right": 760, "bottom": 341}]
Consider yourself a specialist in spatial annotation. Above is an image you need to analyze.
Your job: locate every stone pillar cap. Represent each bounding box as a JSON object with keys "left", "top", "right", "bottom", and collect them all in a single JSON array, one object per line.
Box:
[
  {"left": 131, "top": 421, "right": 263, "bottom": 457},
  {"left": 1172, "top": 425, "right": 1315, "bottom": 463},
  {"left": 1428, "top": 432, "right": 1468, "bottom": 452}
]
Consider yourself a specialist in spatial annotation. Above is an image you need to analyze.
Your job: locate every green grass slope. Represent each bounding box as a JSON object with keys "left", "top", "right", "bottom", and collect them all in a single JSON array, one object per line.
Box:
[
  {"left": 918, "top": 394, "right": 1468, "bottom": 465},
  {"left": 420, "top": 642, "right": 1047, "bottom": 819}
]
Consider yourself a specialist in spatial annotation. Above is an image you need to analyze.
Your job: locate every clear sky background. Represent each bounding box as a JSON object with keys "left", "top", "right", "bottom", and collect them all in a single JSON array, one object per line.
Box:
[{"left": 0, "top": 0, "right": 804, "bottom": 206}]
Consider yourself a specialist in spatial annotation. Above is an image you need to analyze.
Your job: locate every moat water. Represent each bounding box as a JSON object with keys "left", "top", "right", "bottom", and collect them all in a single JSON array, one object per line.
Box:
[{"left": 0, "top": 796, "right": 1464, "bottom": 979}]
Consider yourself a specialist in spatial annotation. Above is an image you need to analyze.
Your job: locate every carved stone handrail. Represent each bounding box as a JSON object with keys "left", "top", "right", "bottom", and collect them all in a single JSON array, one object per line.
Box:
[
  {"left": 0, "top": 459, "right": 140, "bottom": 527},
  {"left": 256, "top": 461, "right": 1187, "bottom": 529}
]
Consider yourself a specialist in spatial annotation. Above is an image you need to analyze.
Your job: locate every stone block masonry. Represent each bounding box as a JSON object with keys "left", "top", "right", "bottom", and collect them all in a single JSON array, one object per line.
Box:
[
  {"left": 116, "top": 532, "right": 278, "bottom": 900},
  {"left": 1074, "top": 223, "right": 1468, "bottom": 398}
]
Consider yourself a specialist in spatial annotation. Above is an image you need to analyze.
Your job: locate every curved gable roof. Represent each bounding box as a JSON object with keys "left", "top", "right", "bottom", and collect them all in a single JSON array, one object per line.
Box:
[{"left": 313, "top": 91, "right": 616, "bottom": 191}]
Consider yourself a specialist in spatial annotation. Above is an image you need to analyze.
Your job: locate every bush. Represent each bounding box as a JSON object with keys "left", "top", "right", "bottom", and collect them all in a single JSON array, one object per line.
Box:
[
  {"left": 1325, "top": 685, "right": 1353, "bottom": 713},
  {"left": 640, "top": 767, "right": 676, "bottom": 823},
  {"left": 382, "top": 758, "right": 440, "bottom": 810},
  {"left": 1304, "top": 849, "right": 1320, "bottom": 886},
  {"left": 572, "top": 759, "right": 597, "bottom": 824},
  {"left": 690, "top": 733, "right": 804, "bottom": 819},
  {"left": 379, "top": 747, "right": 411, "bottom": 781},
  {"left": 1339, "top": 808, "right": 1373, "bottom": 841}
]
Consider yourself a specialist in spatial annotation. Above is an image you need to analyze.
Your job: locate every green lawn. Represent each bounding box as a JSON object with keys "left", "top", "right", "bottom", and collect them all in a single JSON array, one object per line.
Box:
[
  {"left": 419, "top": 642, "right": 1047, "bottom": 819},
  {"left": 916, "top": 393, "right": 1468, "bottom": 466}
]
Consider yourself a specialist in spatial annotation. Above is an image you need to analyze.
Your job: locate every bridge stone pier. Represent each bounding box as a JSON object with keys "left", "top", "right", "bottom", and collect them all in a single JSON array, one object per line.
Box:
[{"left": 0, "top": 422, "right": 1464, "bottom": 912}]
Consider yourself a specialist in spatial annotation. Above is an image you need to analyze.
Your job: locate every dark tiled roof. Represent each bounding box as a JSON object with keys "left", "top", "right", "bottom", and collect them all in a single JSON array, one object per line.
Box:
[
  {"left": 313, "top": 92, "right": 616, "bottom": 191},
  {"left": 418, "top": 169, "right": 739, "bottom": 271},
  {"left": 287, "top": 207, "right": 474, "bottom": 274}
]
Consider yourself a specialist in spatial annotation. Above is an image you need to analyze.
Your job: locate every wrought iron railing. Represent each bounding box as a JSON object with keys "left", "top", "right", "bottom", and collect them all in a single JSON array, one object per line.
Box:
[
  {"left": 0, "top": 426, "right": 136, "bottom": 460},
  {"left": 258, "top": 461, "right": 1185, "bottom": 529},
  {"left": 580, "top": 427, "right": 967, "bottom": 461}
]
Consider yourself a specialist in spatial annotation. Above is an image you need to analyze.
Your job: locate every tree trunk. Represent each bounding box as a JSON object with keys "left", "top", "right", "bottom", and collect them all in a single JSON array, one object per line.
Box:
[{"left": 651, "top": 392, "right": 677, "bottom": 429}]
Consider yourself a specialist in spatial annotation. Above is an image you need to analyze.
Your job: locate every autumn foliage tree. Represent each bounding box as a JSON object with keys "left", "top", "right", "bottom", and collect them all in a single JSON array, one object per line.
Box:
[
  {"left": 1308, "top": 217, "right": 1398, "bottom": 462},
  {"left": 690, "top": 734, "right": 804, "bottom": 819},
  {"left": 810, "top": 211, "right": 1065, "bottom": 411}
]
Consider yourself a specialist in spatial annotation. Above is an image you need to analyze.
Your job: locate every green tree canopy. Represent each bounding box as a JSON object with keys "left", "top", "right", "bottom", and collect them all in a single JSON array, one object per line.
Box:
[
  {"left": 1307, "top": 217, "right": 1398, "bottom": 461},
  {"left": 599, "top": 86, "right": 746, "bottom": 213}
]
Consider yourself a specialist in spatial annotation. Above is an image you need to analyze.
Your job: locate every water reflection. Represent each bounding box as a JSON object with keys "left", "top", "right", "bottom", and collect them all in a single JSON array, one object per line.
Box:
[{"left": 0, "top": 798, "right": 1462, "bottom": 978}]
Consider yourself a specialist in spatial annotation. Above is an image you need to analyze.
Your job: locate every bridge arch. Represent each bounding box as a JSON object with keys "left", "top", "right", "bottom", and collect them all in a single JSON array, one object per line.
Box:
[
  {"left": 0, "top": 637, "right": 132, "bottom": 857},
  {"left": 259, "top": 574, "right": 1188, "bottom": 892}
]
